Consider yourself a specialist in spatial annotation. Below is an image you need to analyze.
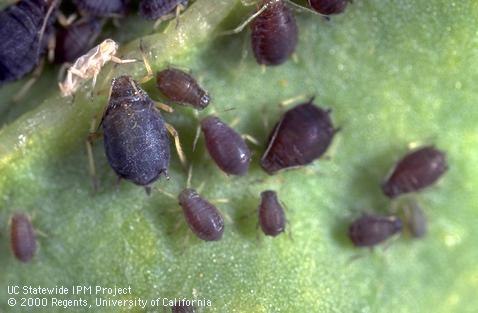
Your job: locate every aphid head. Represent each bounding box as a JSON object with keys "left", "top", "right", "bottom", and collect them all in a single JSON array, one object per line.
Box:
[
  {"left": 110, "top": 75, "right": 140, "bottom": 99},
  {"left": 200, "top": 115, "right": 220, "bottom": 130},
  {"left": 99, "top": 39, "right": 119, "bottom": 56},
  {"left": 178, "top": 188, "right": 199, "bottom": 205},
  {"left": 198, "top": 93, "right": 210, "bottom": 110},
  {"left": 389, "top": 216, "right": 403, "bottom": 233}
]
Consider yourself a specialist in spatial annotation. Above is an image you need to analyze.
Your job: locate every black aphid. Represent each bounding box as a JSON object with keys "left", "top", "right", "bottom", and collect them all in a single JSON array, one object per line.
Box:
[
  {"left": 54, "top": 17, "right": 102, "bottom": 64},
  {"left": 72, "top": 0, "right": 128, "bottom": 17},
  {"left": 10, "top": 213, "right": 37, "bottom": 262},
  {"left": 348, "top": 214, "right": 403, "bottom": 247},
  {"left": 251, "top": 0, "right": 298, "bottom": 66},
  {"left": 309, "top": 0, "right": 348, "bottom": 15},
  {"left": 382, "top": 146, "right": 448, "bottom": 198},
  {"left": 178, "top": 189, "right": 224, "bottom": 241},
  {"left": 258, "top": 190, "right": 286, "bottom": 237},
  {"left": 172, "top": 304, "right": 195, "bottom": 313},
  {"left": 156, "top": 68, "right": 210, "bottom": 110},
  {"left": 201, "top": 116, "right": 251, "bottom": 176},
  {"left": 102, "top": 75, "right": 170, "bottom": 188},
  {"left": 261, "top": 99, "right": 337, "bottom": 174},
  {"left": 139, "top": 0, "right": 188, "bottom": 20},
  {"left": 0, "top": 0, "right": 58, "bottom": 84}
]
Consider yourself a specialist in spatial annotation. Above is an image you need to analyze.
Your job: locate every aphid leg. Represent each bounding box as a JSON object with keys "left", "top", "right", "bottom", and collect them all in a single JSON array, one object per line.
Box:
[
  {"left": 186, "top": 166, "right": 193, "bottom": 189},
  {"left": 115, "top": 176, "right": 123, "bottom": 191},
  {"left": 292, "top": 53, "right": 299, "bottom": 63},
  {"left": 57, "top": 12, "right": 77, "bottom": 26},
  {"left": 219, "top": 1, "right": 273, "bottom": 35},
  {"left": 110, "top": 56, "right": 137, "bottom": 64},
  {"left": 192, "top": 125, "right": 201, "bottom": 152},
  {"left": 144, "top": 186, "right": 152, "bottom": 195},
  {"left": 222, "top": 210, "right": 233, "bottom": 224},
  {"left": 156, "top": 187, "right": 176, "bottom": 199},
  {"left": 139, "top": 40, "right": 155, "bottom": 83},
  {"left": 86, "top": 116, "right": 104, "bottom": 192},
  {"left": 174, "top": 4, "right": 183, "bottom": 29},
  {"left": 165, "top": 123, "right": 187, "bottom": 168},
  {"left": 279, "top": 94, "right": 310, "bottom": 107},
  {"left": 47, "top": 33, "right": 56, "bottom": 63},
  {"left": 155, "top": 102, "right": 174, "bottom": 113},
  {"left": 229, "top": 117, "right": 241, "bottom": 128},
  {"left": 242, "top": 134, "right": 260, "bottom": 146},
  {"left": 12, "top": 59, "right": 45, "bottom": 103},
  {"left": 68, "top": 66, "right": 89, "bottom": 79}
]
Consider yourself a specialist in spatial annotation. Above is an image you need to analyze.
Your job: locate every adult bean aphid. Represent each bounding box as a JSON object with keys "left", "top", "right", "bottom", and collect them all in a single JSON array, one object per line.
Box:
[
  {"left": 54, "top": 17, "right": 103, "bottom": 64},
  {"left": 382, "top": 146, "right": 448, "bottom": 198},
  {"left": 258, "top": 190, "right": 286, "bottom": 237},
  {"left": 201, "top": 115, "right": 251, "bottom": 176},
  {"left": 261, "top": 99, "right": 337, "bottom": 174},
  {"left": 58, "top": 39, "right": 136, "bottom": 97},
  {"left": 10, "top": 213, "right": 37, "bottom": 262},
  {"left": 72, "top": 0, "right": 128, "bottom": 17},
  {"left": 101, "top": 75, "right": 171, "bottom": 190},
  {"left": 308, "top": 0, "right": 348, "bottom": 15},
  {"left": 139, "top": 0, "right": 188, "bottom": 21},
  {"left": 178, "top": 188, "right": 225, "bottom": 241},
  {"left": 0, "top": 0, "right": 58, "bottom": 84},
  {"left": 156, "top": 68, "right": 210, "bottom": 110},
  {"left": 348, "top": 214, "right": 403, "bottom": 247}
]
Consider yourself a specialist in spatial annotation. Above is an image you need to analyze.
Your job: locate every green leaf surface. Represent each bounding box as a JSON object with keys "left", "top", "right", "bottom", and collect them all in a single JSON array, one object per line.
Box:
[{"left": 0, "top": 0, "right": 477, "bottom": 312}]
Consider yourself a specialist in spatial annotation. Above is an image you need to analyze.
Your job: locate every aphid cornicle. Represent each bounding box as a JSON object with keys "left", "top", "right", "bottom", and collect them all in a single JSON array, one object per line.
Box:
[
  {"left": 251, "top": 0, "right": 298, "bottom": 66},
  {"left": 261, "top": 99, "right": 337, "bottom": 174},
  {"left": 139, "top": 0, "right": 188, "bottom": 20},
  {"left": 178, "top": 188, "right": 225, "bottom": 241},
  {"left": 156, "top": 68, "right": 210, "bottom": 110},
  {"left": 102, "top": 75, "right": 170, "bottom": 188},
  {"left": 309, "top": 0, "right": 348, "bottom": 15},
  {"left": 201, "top": 116, "right": 251, "bottom": 176},
  {"left": 258, "top": 190, "right": 286, "bottom": 237},
  {"left": 10, "top": 213, "right": 37, "bottom": 262},
  {"left": 172, "top": 304, "right": 195, "bottom": 313},
  {"left": 54, "top": 17, "right": 102, "bottom": 64},
  {"left": 0, "top": 0, "right": 58, "bottom": 84},
  {"left": 348, "top": 214, "right": 403, "bottom": 247},
  {"left": 382, "top": 146, "right": 448, "bottom": 198},
  {"left": 72, "top": 0, "right": 128, "bottom": 17}
]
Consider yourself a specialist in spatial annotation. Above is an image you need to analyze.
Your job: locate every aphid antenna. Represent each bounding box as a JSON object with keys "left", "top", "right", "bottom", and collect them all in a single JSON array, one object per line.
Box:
[
  {"left": 165, "top": 123, "right": 187, "bottom": 169},
  {"left": 279, "top": 94, "right": 313, "bottom": 107},
  {"left": 12, "top": 59, "right": 45, "bottom": 103},
  {"left": 36, "top": 0, "right": 60, "bottom": 57},
  {"left": 218, "top": 0, "right": 278, "bottom": 36},
  {"left": 139, "top": 40, "right": 155, "bottom": 83},
  {"left": 283, "top": 0, "right": 328, "bottom": 18}
]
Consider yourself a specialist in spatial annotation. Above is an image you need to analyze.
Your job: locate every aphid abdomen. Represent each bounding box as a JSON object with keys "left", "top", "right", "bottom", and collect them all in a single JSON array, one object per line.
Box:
[
  {"left": 156, "top": 68, "right": 210, "bottom": 110},
  {"left": 178, "top": 189, "right": 224, "bottom": 241},
  {"left": 201, "top": 116, "right": 251, "bottom": 176},
  {"left": 251, "top": 0, "right": 298, "bottom": 66},
  {"left": 261, "top": 101, "right": 336, "bottom": 174},
  {"left": 382, "top": 146, "right": 448, "bottom": 198},
  {"left": 259, "top": 190, "right": 286, "bottom": 236},
  {"left": 139, "top": 0, "right": 188, "bottom": 20},
  {"left": 309, "top": 0, "right": 348, "bottom": 15},
  {"left": 73, "top": 0, "right": 128, "bottom": 17},
  {"left": 103, "top": 76, "right": 170, "bottom": 186},
  {"left": 10, "top": 213, "right": 37, "bottom": 262},
  {"left": 348, "top": 215, "right": 403, "bottom": 247},
  {"left": 172, "top": 304, "right": 195, "bottom": 313},
  {"left": 55, "top": 18, "right": 102, "bottom": 64},
  {"left": 0, "top": 0, "right": 55, "bottom": 83}
]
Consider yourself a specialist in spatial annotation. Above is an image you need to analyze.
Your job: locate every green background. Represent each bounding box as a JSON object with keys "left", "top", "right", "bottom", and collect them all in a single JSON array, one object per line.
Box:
[{"left": 0, "top": 0, "right": 477, "bottom": 312}]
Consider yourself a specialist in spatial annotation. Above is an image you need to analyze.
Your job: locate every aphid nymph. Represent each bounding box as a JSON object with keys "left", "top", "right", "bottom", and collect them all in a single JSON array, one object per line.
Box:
[
  {"left": 348, "top": 214, "right": 403, "bottom": 247},
  {"left": 258, "top": 190, "right": 286, "bottom": 237},
  {"left": 382, "top": 146, "right": 448, "bottom": 198},
  {"left": 10, "top": 212, "right": 37, "bottom": 262},
  {"left": 308, "top": 0, "right": 348, "bottom": 15}
]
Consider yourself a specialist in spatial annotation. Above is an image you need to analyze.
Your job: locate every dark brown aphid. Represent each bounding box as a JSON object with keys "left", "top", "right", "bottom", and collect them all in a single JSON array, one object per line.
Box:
[
  {"left": 54, "top": 17, "right": 102, "bottom": 64},
  {"left": 348, "top": 214, "right": 403, "bottom": 247},
  {"left": 156, "top": 68, "right": 210, "bottom": 110},
  {"left": 172, "top": 304, "right": 195, "bottom": 313},
  {"left": 201, "top": 116, "right": 251, "bottom": 176},
  {"left": 10, "top": 213, "right": 37, "bottom": 262},
  {"left": 309, "top": 0, "right": 348, "bottom": 15},
  {"left": 139, "top": 0, "right": 188, "bottom": 20},
  {"left": 0, "top": 0, "right": 58, "bottom": 84},
  {"left": 261, "top": 99, "right": 337, "bottom": 174},
  {"left": 178, "top": 189, "right": 224, "bottom": 241},
  {"left": 258, "top": 190, "right": 286, "bottom": 237},
  {"left": 102, "top": 75, "right": 170, "bottom": 187},
  {"left": 251, "top": 0, "right": 298, "bottom": 66},
  {"left": 402, "top": 199, "right": 427, "bottom": 238},
  {"left": 382, "top": 146, "right": 448, "bottom": 198},
  {"left": 72, "top": 0, "right": 128, "bottom": 17}
]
